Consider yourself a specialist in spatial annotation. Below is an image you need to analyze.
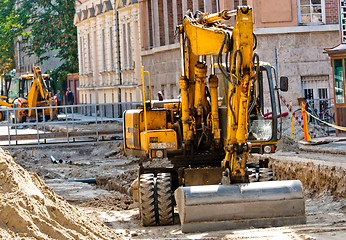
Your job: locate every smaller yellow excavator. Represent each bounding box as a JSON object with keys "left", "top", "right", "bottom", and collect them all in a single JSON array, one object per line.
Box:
[{"left": 0, "top": 66, "right": 58, "bottom": 122}]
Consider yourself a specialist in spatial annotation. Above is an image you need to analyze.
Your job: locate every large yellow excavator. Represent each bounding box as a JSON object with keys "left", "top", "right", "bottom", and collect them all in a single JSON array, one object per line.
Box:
[
  {"left": 123, "top": 6, "right": 305, "bottom": 232},
  {"left": 0, "top": 66, "right": 57, "bottom": 122}
]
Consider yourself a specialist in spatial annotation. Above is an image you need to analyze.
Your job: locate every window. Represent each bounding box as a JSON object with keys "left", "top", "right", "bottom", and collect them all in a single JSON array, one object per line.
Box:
[
  {"left": 302, "top": 75, "right": 331, "bottom": 115},
  {"left": 110, "top": 27, "right": 114, "bottom": 70},
  {"left": 298, "top": 0, "right": 325, "bottom": 25},
  {"left": 102, "top": 29, "right": 106, "bottom": 71},
  {"left": 88, "top": 33, "right": 91, "bottom": 72},
  {"left": 80, "top": 36, "right": 84, "bottom": 74},
  {"left": 122, "top": 24, "right": 127, "bottom": 70},
  {"left": 334, "top": 59, "right": 345, "bottom": 104},
  {"left": 127, "top": 23, "right": 132, "bottom": 69}
]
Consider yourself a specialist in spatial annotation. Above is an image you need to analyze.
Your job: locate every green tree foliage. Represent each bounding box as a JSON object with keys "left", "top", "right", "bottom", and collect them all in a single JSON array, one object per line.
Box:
[
  {"left": 0, "top": 0, "right": 30, "bottom": 74},
  {"left": 0, "top": 0, "right": 78, "bottom": 77}
]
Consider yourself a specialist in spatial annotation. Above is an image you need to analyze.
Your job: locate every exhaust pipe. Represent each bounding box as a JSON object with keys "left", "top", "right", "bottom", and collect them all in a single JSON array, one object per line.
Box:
[{"left": 175, "top": 180, "right": 306, "bottom": 233}]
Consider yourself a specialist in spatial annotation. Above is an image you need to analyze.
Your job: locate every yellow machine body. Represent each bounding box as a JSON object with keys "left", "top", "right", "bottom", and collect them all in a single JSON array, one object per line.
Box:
[
  {"left": 15, "top": 67, "right": 57, "bottom": 122},
  {"left": 123, "top": 109, "right": 177, "bottom": 158},
  {"left": 124, "top": 6, "right": 305, "bottom": 231}
]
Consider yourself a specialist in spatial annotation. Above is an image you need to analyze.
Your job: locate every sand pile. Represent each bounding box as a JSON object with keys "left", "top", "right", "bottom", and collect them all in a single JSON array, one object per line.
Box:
[{"left": 0, "top": 148, "right": 118, "bottom": 239}]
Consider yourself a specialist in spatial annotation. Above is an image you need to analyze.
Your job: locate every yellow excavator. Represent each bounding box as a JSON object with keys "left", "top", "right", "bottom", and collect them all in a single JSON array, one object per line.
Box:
[
  {"left": 123, "top": 6, "right": 305, "bottom": 232},
  {"left": 0, "top": 66, "right": 57, "bottom": 122}
]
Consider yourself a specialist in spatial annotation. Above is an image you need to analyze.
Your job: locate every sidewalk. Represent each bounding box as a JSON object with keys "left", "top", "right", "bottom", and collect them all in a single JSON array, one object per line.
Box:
[{"left": 299, "top": 136, "right": 346, "bottom": 155}]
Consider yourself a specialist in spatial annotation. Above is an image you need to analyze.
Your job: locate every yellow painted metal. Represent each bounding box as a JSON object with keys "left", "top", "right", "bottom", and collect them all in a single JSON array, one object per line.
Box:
[
  {"left": 223, "top": 7, "right": 254, "bottom": 178},
  {"left": 200, "top": 10, "right": 235, "bottom": 24},
  {"left": 183, "top": 19, "right": 227, "bottom": 56},
  {"left": 141, "top": 66, "right": 148, "bottom": 134},
  {"left": 123, "top": 109, "right": 141, "bottom": 149},
  {"left": 0, "top": 100, "right": 13, "bottom": 108},
  {"left": 179, "top": 76, "right": 192, "bottom": 142},
  {"left": 21, "top": 66, "right": 57, "bottom": 120},
  {"left": 140, "top": 110, "right": 167, "bottom": 131},
  {"left": 194, "top": 62, "right": 207, "bottom": 116},
  {"left": 209, "top": 74, "right": 221, "bottom": 147},
  {"left": 186, "top": 47, "right": 198, "bottom": 111},
  {"left": 1, "top": 67, "right": 57, "bottom": 122},
  {"left": 251, "top": 141, "right": 277, "bottom": 146},
  {"left": 140, "top": 129, "right": 177, "bottom": 152}
]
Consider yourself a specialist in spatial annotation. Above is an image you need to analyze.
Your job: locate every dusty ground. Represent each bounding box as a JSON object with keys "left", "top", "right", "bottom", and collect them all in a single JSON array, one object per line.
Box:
[{"left": 1, "top": 117, "right": 345, "bottom": 239}]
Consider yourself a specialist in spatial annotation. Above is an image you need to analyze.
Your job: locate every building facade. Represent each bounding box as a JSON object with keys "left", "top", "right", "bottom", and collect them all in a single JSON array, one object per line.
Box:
[
  {"left": 138, "top": 0, "right": 340, "bottom": 108},
  {"left": 74, "top": 0, "right": 141, "bottom": 106},
  {"left": 74, "top": 0, "right": 340, "bottom": 111},
  {"left": 14, "top": 38, "right": 63, "bottom": 76}
]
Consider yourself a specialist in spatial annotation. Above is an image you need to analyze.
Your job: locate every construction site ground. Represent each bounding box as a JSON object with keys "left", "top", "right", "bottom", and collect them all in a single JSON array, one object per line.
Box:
[{"left": 1, "top": 120, "right": 345, "bottom": 239}]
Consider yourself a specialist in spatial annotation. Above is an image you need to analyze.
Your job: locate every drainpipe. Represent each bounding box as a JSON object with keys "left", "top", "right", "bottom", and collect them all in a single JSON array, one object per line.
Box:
[{"left": 115, "top": 9, "right": 123, "bottom": 117}]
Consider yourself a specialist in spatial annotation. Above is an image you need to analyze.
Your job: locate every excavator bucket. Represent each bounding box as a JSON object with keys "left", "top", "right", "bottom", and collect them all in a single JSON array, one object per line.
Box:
[{"left": 175, "top": 180, "right": 306, "bottom": 233}]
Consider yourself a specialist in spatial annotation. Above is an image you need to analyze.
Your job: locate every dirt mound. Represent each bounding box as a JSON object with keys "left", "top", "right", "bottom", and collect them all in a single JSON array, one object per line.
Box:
[
  {"left": 78, "top": 192, "right": 137, "bottom": 211},
  {"left": 276, "top": 136, "right": 299, "bottom": 152},
  {"left": 0, "top": 148, "right": 118, "bottom": 239}
]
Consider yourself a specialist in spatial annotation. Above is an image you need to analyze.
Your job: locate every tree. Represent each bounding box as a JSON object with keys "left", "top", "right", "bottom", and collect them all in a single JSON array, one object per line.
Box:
[
  {"left": 0, "top": 0, "right": 78, "bottom": 75},
  {"left": 0, "top": 0, "right": 30, "bottom": 74},
  {"left": 20, "top": 0, "right": 78, "bottom": 73}
]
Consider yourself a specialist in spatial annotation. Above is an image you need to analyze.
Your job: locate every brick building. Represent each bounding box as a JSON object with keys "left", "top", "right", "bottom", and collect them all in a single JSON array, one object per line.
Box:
[
  {"left": 74, "top": 0, "right": 141, "bottom": 105},
  {"left": 139, "top": 0, "right": 340, "bottom": 108}
]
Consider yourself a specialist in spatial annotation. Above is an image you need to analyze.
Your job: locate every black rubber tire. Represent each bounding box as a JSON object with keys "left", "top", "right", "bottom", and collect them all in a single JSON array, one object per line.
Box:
[
  {"left": 139, "top": 174, "right": 156, "bottom": 226},
  {"left": 259, "top": 168, "right": 273, "bottom": 181},
  {"left": 156, "top": 173, "right": 174, "bottom": 225}
]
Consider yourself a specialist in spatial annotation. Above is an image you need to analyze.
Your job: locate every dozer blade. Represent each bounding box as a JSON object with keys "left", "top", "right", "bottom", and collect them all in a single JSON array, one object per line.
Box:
[{"left": 175, "top": 180, "right": 306, "bottom": 233}]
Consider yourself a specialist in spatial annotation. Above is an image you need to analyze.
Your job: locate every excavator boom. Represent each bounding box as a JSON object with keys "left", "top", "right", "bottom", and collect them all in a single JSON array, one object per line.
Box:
[{"left": 174, "top": 6, "right": 306, "bottom": 232}]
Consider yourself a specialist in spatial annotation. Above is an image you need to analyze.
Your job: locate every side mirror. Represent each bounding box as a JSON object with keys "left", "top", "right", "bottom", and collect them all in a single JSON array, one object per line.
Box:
[{"left": 280, "top": 76, "right": 288, "bottom": 92}]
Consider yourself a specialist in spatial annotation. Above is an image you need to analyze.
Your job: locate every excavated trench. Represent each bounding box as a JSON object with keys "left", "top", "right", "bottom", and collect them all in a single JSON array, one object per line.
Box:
[
  {"left": 269, "top": 158, "right": 345, "bottom": 198},
  {"left": 247, "top": 152, "right": 346, "bottom": 199}
]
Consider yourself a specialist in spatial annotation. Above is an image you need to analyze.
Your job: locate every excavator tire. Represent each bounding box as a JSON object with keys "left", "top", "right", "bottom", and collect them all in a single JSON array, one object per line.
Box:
[
  {"left": 259, "top": 168, "right": 273, "bottom": 181},
  {"left": 157, "top": 173, "right": 174, "bottom": 225},
  {"left": 139, "top": 173, "right": 156, "bottom": 226}
]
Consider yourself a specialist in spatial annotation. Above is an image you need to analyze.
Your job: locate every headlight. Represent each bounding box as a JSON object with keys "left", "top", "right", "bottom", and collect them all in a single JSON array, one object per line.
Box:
[
  {"left": 156, "top": 150, "right": 164, "bottom": 158},
  {"left": 263, "top": 145, "right": 272, "bottom": 154}
]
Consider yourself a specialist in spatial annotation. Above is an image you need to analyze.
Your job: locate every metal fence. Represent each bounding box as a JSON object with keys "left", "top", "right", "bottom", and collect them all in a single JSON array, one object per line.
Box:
[{"left": 0, "top": 102, "right": 140, "bottom": 146}]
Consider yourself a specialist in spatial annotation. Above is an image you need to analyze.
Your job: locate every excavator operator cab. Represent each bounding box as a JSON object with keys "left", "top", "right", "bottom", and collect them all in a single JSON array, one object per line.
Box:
[
  {"left": 0, "top": 75, "right": 21, "bottom": 103},
  {"left": 247, "top": 63, "right": 288, "bottom": 154}
]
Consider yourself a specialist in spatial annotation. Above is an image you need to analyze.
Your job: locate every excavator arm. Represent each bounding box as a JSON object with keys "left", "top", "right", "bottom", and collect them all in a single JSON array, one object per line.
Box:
[
  {"left": 27, "top": 66, "right": 51, "bottom": 116},
  {"left": 179, "top": 6, "right": 256, "bottom": 182}
]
